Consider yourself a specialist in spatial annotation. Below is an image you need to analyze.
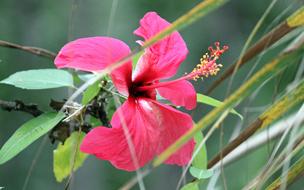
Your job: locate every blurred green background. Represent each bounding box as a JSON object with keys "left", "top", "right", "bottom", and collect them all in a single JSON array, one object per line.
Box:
[{"left": 0, "top": 0, "right": 303, "bottom": 189}]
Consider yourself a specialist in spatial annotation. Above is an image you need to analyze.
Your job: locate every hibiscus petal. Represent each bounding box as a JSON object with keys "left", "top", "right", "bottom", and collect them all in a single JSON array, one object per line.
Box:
[
  {"left": 133, "top": 12, "right": 188, "bottom": 83},
  {"left": 55, "top": 37, "right": 132, "bottom": 96},
  {"left": 80, "top": 98, "right": 160, "bottom": 171},
  {"left": 150, "top": 100, "right": 195, "bottom": 166},
  {"left": 157, "top": 80, "right": 196, "bottom": 110},
  {"left": 81, "top": 96, "right": 195, "bottom": 170}
]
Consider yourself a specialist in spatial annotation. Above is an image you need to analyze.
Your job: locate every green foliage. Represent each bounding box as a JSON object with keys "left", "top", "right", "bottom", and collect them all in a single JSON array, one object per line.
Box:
[
  {"left": 106, "top": 97, "right": 116, "bottom": 120},
  {"left": 0, "top": 112, "right": 65, "bottom": 164},
  {"left": 0, "top": 69, "right": 74, "bottom": 89},
  {"left": 53, "top": 131, "right": 88, "bottom": 182},
  {"left": 189, "top": 167, "right": 213, "bottom": 179},
  {"left": 197, "top": 93, "right": 243, "bottom": 119},
  {"left": 192, "top": 132, "right": 208, "bottom": 169},
  {"left": 89, "top": 116, "right": 102, "bottom": 127},
  {"left": 182, "top": 132, "right": 209, "bottom": 189},
  {"left": 181, "top": 181, "right": 199, "bottom": 190},
  {"left": 78, "top": 73, "right": 96, "bottom": 82},
  {"left": 81, "top": 81, "right": 101, "bottom": 105}
]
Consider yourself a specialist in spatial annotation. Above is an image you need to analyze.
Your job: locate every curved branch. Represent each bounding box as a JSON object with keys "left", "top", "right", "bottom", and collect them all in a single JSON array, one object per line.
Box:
[{"left": 0, "top": 40, "right": 56, "bottom": 60}]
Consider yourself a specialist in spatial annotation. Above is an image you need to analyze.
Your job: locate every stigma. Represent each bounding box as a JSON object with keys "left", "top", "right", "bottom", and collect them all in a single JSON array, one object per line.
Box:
[{"left": 191, "top": 42, "right": 228, "bottom": 81}]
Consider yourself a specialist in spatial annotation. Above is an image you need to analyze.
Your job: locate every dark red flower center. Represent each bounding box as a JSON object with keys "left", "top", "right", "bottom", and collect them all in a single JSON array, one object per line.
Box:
[
  {"left": 129, "top": 42, "right": 228, "bottom": 101},
  {"left": 129, "top": 82, "right": 156, "bottom": 99}
]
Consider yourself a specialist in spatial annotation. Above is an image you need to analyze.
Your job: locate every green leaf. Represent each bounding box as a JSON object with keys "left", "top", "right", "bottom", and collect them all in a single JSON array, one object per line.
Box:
[
  {"left": 0, "top": 112, "right": 65, "bottom": 164},
  {"left": 72, "top": 72, "right": 82, "bottom": 85},
  {"left": 189, "top": 167, "right": 213, "bottom": 179},
  {"left": 192, "top": 132, "right": 208, "bottom": 169},
  {"left": 81, "top": 81, "right": 101, "bottom": 105},
  {"left": 53, "top": 132, "right": 88, "bottom": 182},
  {"left": 78, "top": 73, "right": 95, "bottom": 82},
  {"left": 89, "top": 116, "right": 102, "bottom": 127},
  {"left": 0, "top": 69, "right": 74, "bottom": 89},
  {"left": 106, "top": 97, "right": 116, "bottom": 120},
  {"left": 197, "top": 93, "right": 243, "bottom": 120},
  {"left": 181, "top": 181, "right": 199, "bottom": 190}
]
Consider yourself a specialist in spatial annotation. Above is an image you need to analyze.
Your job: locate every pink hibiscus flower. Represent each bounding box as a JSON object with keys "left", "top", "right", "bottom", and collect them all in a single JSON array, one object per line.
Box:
[{"left": 54, "top": 12, "right": 227, "bottom": 171}]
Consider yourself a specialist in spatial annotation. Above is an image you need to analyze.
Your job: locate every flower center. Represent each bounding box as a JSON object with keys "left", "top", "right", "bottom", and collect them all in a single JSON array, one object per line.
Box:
[
  {"left": 129, "top": 82, "right": 156, "bottom": 99},
  {"left": 136, "top": 42, "right": 228, "bottom": 91}
]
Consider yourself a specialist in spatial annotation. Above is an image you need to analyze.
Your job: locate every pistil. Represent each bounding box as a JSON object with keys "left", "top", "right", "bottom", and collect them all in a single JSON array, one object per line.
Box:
[{"left": 136, "top": 42, "right": 228, "bottom": 92}]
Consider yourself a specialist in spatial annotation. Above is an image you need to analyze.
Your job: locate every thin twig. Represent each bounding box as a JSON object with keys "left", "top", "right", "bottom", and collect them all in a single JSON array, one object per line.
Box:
[{"left": 0, "top": 40, "right": 56, "bottom": 60}]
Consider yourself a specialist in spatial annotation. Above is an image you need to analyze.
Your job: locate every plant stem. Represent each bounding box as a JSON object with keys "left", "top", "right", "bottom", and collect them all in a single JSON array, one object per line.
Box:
[
  {"left": 0, "top": 99, "right": 43, "bottom": 117},
  {"left": 0, "top": 40, "right": 56, "bottom": 60}
]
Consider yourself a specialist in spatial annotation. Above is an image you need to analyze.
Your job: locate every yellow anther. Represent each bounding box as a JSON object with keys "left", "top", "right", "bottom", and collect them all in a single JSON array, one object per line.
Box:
[{"left": 190, "top": 42, "right": 228, "bottom": 81}]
